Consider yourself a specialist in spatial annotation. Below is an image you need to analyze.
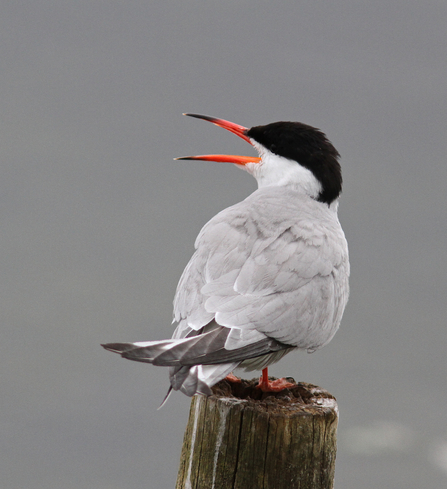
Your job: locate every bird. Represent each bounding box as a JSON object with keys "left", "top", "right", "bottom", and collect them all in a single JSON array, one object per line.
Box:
[{"left": 102, "top": 113, "right": 350, "bottom": 400}]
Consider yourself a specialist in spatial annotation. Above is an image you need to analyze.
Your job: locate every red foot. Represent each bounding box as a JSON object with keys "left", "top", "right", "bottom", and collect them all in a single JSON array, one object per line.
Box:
[
  {"left": 256, "top": 368, "right": 295, "bottom": 392},
  {"left": 225, "top": 372, "right": 242, "bottom": 383}
]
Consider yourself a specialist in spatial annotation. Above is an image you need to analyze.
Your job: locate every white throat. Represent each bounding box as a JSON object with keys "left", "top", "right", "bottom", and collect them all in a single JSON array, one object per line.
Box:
[{"left": 243, "top": 141, "right": 322, "bottom": 199}]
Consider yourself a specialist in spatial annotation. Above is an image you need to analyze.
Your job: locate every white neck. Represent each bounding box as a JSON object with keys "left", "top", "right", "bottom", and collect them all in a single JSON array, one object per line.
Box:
[{"left": 242, "top": 141, "right": 322, "bottom": 199}]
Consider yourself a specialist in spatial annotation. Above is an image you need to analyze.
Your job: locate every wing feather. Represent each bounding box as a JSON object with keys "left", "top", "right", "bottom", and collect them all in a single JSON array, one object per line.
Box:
[{"left": 173, "top": 186, "right": 349, "bottom": 351}]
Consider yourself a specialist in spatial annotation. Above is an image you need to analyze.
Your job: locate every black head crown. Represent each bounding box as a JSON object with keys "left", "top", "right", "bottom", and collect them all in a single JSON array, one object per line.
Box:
[{"left": 246, "top": 122, "right": 342, "bottom": 205}]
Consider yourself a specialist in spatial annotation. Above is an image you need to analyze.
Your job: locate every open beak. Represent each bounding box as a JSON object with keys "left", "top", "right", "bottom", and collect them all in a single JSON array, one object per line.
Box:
[{"left": 175, "top": 113, "right": 261, "bottom": 166}]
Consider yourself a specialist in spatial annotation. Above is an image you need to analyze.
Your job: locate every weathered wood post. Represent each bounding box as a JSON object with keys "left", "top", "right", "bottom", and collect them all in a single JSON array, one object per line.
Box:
[{"left": 176, "top": 377, "right": 338, "bottom": 489}]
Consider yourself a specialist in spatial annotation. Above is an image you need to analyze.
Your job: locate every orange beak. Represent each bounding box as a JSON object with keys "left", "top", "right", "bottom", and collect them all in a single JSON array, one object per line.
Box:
[{"left": 175, "top": 113, "right": 261, "bottom": 166}]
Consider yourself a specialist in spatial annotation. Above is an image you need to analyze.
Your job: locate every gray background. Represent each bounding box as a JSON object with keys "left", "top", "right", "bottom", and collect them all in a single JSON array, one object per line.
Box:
[{"left": 1, "top": 1, "right": 446, "bottom": 488}]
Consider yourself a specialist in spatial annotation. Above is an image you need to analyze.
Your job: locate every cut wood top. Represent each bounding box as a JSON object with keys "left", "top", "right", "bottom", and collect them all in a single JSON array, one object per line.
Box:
[{"left": 210, "top": 376, "right": 338, "bottom": 419}]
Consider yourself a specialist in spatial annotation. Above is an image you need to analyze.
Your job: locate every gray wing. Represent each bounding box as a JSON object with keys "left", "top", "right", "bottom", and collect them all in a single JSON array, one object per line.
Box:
[
  {"left": 103, "top": 187, "right": 349, "bottom": 397},
  {"left": 173, "top": 186, "right": 350, "bottom": 352}
]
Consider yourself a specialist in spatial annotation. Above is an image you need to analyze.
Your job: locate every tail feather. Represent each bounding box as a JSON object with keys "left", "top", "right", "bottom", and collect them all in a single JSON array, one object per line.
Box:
[
  {"left": 102, "top": 325, "right": 293, "bottom": 397},
  {"left": 154, "top": 328, "right": 227, "bottom": 366},
  {"left": 169, "top": 363, "right": 237, "bottom": 396},
  {"left": 101, "top": 340, "right": 179, "bottom": 364}
]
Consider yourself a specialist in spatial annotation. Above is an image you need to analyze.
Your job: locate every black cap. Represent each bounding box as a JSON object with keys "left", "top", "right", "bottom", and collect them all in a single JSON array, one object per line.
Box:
[{"left": 247, "top": 122, "right": 342, "bottom": 205}]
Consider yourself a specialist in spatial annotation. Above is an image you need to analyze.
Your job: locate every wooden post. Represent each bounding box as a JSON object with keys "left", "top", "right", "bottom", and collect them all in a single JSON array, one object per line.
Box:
[{"left": 176, "top": 377, "right": 338, "bottom": 489}]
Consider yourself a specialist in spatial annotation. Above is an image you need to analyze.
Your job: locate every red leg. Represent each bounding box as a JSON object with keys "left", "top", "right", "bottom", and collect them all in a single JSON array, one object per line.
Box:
[
  {"left": 261, "top": 367, "right": 269, "bottom": 387},
  {"left": 257, "top": 367, "right": 295, "bottom": 392}
]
